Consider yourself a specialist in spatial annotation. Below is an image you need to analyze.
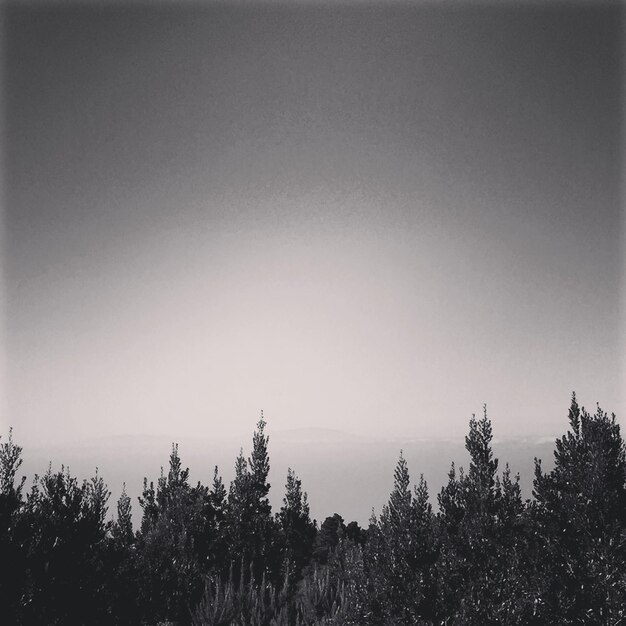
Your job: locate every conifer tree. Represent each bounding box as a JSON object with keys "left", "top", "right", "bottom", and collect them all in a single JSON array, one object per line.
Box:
[
  {"left": 226, "top": 413, "right": 278, "bottom": 583},
  {"left": 136, "top": 443, "right": 213, "bottom": 624},
  {"left": 436, "top": 407, "right": 530, "bottom": 624},
  {"left": 17, "top": 465, "right": 112, "bottom": 624},
  {"left": 0, "top": 428, "right": 26, "bottom": 500},
  {"left": 277, "top": 468, "right": 316, "bottom": 585},
  {"left": 248, "top": 413, "right": 275, "bottom": 575},
  {"left": 344, "top": 520, "right": 367, "bottom": 546},
  {"left": 532, "top": 394, "right": 626, "bottom": 623},
  {"left": 108, "top": 483, "right": 141, "bottom": 625},
  {"left": 370, "top": 452, "right": 436, "bottom": 623},
  {"left": 386, "top": 450, "right": 412, "bottom": 535},
  {"left": 313, "top": 513, "right": 346, "bottom": 565},
  {"left": 226, "top": 448, "right": 255, "bottom": 570},
  {"left": 0, "top": 429, "right": 26, "bottom": 622},
  {"left": 112, "top": 483, "right": 134, "bottom": 546},
  {"left": 206, "top": 465, "right": 229, "bottom": 573},
  {"left": 210, "top": 465, "right": 227, "bottom": 513},
  {"left": 84, "top": 468, "right": 111, "bottom": 534},
  {"left": 249, "top": 411, "right": 271, "bottom": 507}
]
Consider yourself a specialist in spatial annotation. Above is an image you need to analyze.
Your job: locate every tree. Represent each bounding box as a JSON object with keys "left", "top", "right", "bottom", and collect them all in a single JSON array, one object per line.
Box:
[
  {"left": 17, "top": 465, "right": 112, "bottom": 624},
  {"left": 277, "top": 468, "right": 316, "bottom": 585},
  {"left": 436, "top": 407, "right": 530, "bottom": 624},
  {"left": 0, "top": 429, "right": 27, "bottom": 622},
  {"left": 313, "top": 513, "right": 345, "bottom": 565},
  {"left": 107, "top": 483, "right": 142, "bottom": 625},
  {"left": 249, "top": 411, "right": 271, "bottom": 506},
  {"left": 206, "top": 465, "right": 229, "bottom": 574},
  {"left": 111, "top": 483, "right": 134, "bottom": 546},
  {"left": 344, "top": 520, "right": 367, "bottom": 546},
  {"left": 365, "top": 452, "right": 436, "bottom": 624},
  {"left": 299, "top": 536, "right": 369, "bottom": 625},
  {"left": 532, "top": 394, "right": 626, "bottom": 623},
  {"left": 226, "top": 413, "right": 279, "bottom": 584},
  {"left": 136, "top": 443, "right": 214, "bottom": 624}
]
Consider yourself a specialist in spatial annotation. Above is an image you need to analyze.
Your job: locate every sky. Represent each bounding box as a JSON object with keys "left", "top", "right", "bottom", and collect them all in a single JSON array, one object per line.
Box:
[{"left": 2, "top": 1, "right": 624, "bottom": 447}]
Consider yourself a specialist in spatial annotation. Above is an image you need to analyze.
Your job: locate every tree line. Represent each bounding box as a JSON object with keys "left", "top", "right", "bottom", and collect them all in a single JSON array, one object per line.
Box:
[{"left": 1, "top": 394, "right": 625, "bottom": 625}]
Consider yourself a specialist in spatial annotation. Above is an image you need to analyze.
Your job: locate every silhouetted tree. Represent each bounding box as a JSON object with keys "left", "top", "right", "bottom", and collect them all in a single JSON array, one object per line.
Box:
[
  {"left": 2, "top": 395, "right": 625, "bottom": 624},
  {"left": 437, "top": 408, "right": 531, "bottom": 624},
  {"left": 111, "top": 483, "right": 133, "bottom": 546},
  {"left": 0, "top": 429, "right": 27, "bottom": 622},
  {"left": 277, "top": 467, "right": 317, "bottom": 586},
  {"left": 18, "top": 465, "right": 112, "bottom": 624},
  {"left": 226, "top": 413, "right": 279, "bottom": 584},
  {"left": 532, "top": 394, "right": 626, "bottom": 623},
  {"left": 344, "top": 520, "right": 367, "bottom": 546},
  {"left": 313, "top": 513, "right": 345, "bottom": 565},
  {"left": 364, "top": 452, "right": 437, "bottom": 623},
  {"left": 136, "top": 443, "right": 214, "bottom": 624}
]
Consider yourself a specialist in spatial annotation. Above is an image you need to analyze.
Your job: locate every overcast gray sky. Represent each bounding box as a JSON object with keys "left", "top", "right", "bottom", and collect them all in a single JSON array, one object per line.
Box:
[{"left": 2, "top": 1, "right": 623, "bottom": 446}]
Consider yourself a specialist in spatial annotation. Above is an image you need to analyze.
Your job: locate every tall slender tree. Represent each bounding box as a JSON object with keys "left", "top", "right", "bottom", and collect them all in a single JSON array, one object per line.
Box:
[
  {"left": 368, "top": 452, "right": 436, "bottom": 623},
  {"left": 437, "top": 407, "right": 529, "bottom": 623},
  {"left": 136, "top": 444, "right": 213, "bottom": 624},
  {"left": 0, "top": 429, "right": 26, "bottom": 622},
  {"left": 277, "top": 468, "right": 316, "bottom": 585},
  {"left": 226, "top": 414, "right": 278, "bottom": 583}
]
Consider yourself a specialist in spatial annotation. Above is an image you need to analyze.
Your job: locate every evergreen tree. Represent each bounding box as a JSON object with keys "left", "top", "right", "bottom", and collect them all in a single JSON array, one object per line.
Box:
[
  {"left": 107, "top": 483, "right": 141, "bottom": 625},
  {"left": 313, "top": 513, "right": 346, "bottom": 565},
  {"left": 112, "top": 483, "right": 134, "bottom": 546},
  {"left": 378, "top": 451, "right": 418, "bottom": 622},
  {"left": 436, "top": 408, "right": 530, "bottom": 624},
  {"left": 210, "top": 465, "right": 227, "bottom": 513},
  {"left": 136, "top": 443, "right": 214, "bottom": 624},
  {"left": 365, "top": 452, "right": 436, "bottom": 624},
  {"left": 3, "top": 397, "right": 625, "bottom": 624},
  {"left": 226, "top": 413, "right": 279, "bottom": 584},
  {"left": 0, "top": 429, "right": 27, "bottom": 622},
  {"left": 299, "top": 536, "right": 370, "bottom": 625},
  {"left": 226, "top": 448, "right": 255, "bottom": 572},
  {"left": 0, "top": 428, "right": 26, "bottom": 499},
  {"left": 344, "top": 520, "right": 367, "bottom": 546},
  {"left": 249, "top": 411, "right": 271, "bottom": 506},
  {"left": 17, "top": 465, "right": 112, "bottom": 624},
  {"left": 207, "top": 465, "right": 229, "bottom": 573},
  {"left": 532, "top": 394, "right": 626, "bottom": 623},
  {"left": 277, "top": 468, "right": 317, "bottom": 585}
]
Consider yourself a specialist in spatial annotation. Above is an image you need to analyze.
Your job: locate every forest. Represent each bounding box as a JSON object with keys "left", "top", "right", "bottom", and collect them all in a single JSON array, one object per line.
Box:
[{"left": 1, "top": 393, "right": 625, "bottom": 625}]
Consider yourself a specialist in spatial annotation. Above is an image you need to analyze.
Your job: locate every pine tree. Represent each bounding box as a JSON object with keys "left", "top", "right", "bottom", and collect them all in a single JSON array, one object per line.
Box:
[
  {"left": 83, "top": 468, "right": 111, "bottom": 534},
  {"left": 106, "top": 482, "right": 141, "bottom": 625},
  {"left": 370, "top": 452, "right": 436, "bottom": 623},
  {"left": 249, "top": 411, "right": 271, "bottom": 507},
  {"left": 0, "top": 429, "right": 27, "bottom": 622},
  {"left": 136, "top": 443, "right": 212, "bottom": 624},
  {"left": 206, "top": 465, "right": 228, "bottom": 574},
  {"left": 210, "top": 465, "right": 227, "bottom": 513},
  {"left": 17, "top": 465, "right": 113, "bottom": 624},
  {"left": 465, "top": 407, "right": 499, "bottom": 504},
  {"left": 112, "top": 483, "right": 134, "bottom": 546},
  {"left": 277, "top": 468, "right": 316, "bottom": 585},
  {"left": 313, "top": 514, "right": 346, "bottom": 565},
  {"left": 0, "top": 428, "right": 26, "bottom": 499},
  {"left": 532, "top": 394, "right": 626, "bottom": 623},
  {"left": 226, "top": 414, "right": 278, "bottom": 584},
  {"left": 436, "top": 407, "right": 530, "bottom": 624},
  {"left": 385, "top": 450, "right": 412, "bottom": 535},
  {"left": 226, "top": 448, "right": 254, "bottom": 570}
]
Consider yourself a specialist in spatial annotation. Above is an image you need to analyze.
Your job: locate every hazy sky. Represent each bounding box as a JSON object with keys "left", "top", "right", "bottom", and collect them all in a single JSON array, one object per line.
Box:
[{"left": 2, "top": 2, "right": 623, "bottom": 446}]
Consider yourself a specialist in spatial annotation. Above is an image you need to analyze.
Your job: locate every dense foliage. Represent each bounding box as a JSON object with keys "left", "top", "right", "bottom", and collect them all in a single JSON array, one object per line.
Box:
[{"left": 1, "top": 394, "right": 625, "bottom": 624}]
